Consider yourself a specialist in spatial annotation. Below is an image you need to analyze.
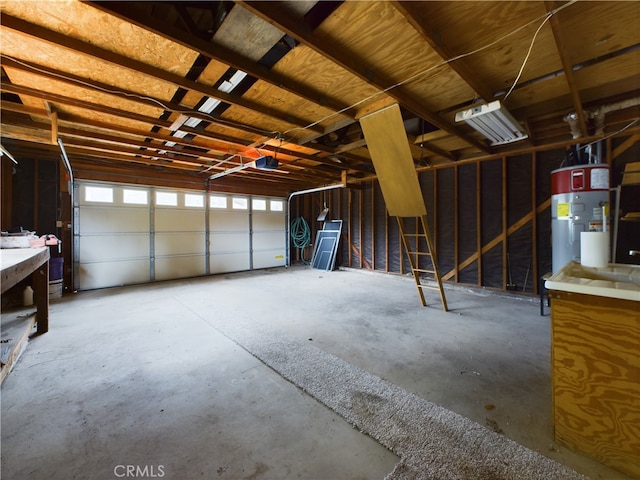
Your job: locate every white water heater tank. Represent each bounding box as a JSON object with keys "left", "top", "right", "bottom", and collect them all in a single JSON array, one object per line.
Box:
[{"left": 551, "top": 164, "right": 610, "bottom": 272}]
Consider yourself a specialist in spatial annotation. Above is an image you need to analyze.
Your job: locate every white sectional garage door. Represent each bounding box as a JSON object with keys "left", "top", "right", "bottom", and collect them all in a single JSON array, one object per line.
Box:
[
  {"left": 77, "top": 184, "right": 151, "bottom": 290},
  {"left": 251, "top": 197, "right": 286, "bottom": 269},
  {"left": 154, "top": 190, "right": 207, "bottom": 281},
  {"left": 76, "top": 181, "right": 285, "bottom": 291}
]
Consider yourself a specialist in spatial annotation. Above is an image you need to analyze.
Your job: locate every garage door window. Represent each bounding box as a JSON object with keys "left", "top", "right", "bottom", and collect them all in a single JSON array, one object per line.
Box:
[
  {"left": 185, "top": 193, "right": 204, "bottom": 208},
  {"left": 270, "top": 199, "right": 284, "bottom": 212},
  {"left": 232, "top": 197, "right": 248, "bottom": 210},
  {"left": 85, "top": 186, "right": 113, "bottom": 203},
  {"left": 252, "top": 198, "right": 267, "bottom": 211},
  {"left": 156, "top": 191, "right": 177, "bottom": 206},
  {"left": 123, "top": 189, "right": 148, "bottom": 205},
  {"left": 210, "top": 195, "right": 227, "bottom": 209}
]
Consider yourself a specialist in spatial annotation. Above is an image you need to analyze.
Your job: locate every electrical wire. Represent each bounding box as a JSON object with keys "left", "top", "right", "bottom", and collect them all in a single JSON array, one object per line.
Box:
[
  {"left": 281, "top": 0, "right": 579, "bottom": 139},
  {"left": 578, "top": 118, "right": 640, "bottom": 151},
  {"left": 3, "top": 0, "right": 579, "bottom": 160},
  {"left": 502, "top": 10, "right": 555, "bottom": 101},
  {"left": 2, "top": 54, "right": 281, "bottom": 138},
  {"left": 290, "top": 217, "right": 311, "bottom": 263}
]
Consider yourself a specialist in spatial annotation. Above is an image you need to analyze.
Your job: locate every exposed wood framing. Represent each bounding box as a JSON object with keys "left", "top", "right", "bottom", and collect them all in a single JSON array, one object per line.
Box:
[
  {"left": 476, "top": 161, "right": 482, "bottom": 285},
  {"left": 502, "top": 156, "right": 508, "bottom": 290},
  {"left": 531, "top": 153, "right": 539, "bottom": 294},
  {"left": 238, "top": 1, "right": 482, "bottom": 157},
  {"left": 454, "top": 165, "right": 459, "bottom": 282},
  {"left": 545, "top": 0, "right": 588, "bottom": 138}
]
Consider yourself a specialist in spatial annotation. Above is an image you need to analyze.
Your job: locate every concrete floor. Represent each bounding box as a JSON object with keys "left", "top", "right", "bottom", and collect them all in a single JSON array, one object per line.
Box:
[{"left": 0, "top": 266, "right": 632, "bottom": 480}]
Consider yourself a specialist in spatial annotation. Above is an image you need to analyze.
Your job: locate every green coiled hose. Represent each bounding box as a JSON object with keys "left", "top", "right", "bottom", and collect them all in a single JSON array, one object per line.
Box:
[{"left": 290, "top": 217, "right": 311, "bottom": 263}]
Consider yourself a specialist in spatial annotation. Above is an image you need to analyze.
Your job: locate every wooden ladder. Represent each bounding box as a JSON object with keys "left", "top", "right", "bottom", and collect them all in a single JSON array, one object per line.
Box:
[{"left": 397, "top": 215, "right": 448, "bottom": 311}]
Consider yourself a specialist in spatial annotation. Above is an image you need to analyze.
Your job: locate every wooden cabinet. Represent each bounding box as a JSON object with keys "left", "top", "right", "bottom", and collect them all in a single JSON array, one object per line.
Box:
[{"left": 550, "top": 290, "right": 640, "bottom": 478}]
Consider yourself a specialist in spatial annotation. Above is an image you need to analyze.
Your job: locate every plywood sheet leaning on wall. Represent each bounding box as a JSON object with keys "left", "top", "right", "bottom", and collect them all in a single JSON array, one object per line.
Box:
[{"left": 359, "top": 104, "right": 426, "bottom": 217}]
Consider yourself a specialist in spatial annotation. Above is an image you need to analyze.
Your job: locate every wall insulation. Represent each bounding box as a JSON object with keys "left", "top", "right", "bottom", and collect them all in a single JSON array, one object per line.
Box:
[{"left": 290, "top": 146, "right": 637, "bottom": 294}]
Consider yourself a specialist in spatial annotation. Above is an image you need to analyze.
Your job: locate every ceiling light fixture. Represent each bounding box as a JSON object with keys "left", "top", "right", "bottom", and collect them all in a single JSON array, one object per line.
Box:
[{"left": 455, "top": 100, "right": 528, "bottom": 145}]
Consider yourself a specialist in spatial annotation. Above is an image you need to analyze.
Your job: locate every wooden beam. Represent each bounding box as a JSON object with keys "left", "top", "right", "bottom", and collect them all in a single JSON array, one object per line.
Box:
[
  {"left": 407, "top": 132, "right": 454, "bottom": 162},
  {"left": 359, "top": 186, "right": 363, "bottom": 269},
  {"left": 545, "top": 1, "right": 588, "bottom": 137},
  {"left": 454, "top": 165, "right": 459, "bottom": 282},
  {"left": 348, "top": 189, "right": 353, "bottom": 268},
  {"left": 2, "top": 102, "right": 342, "bottom": 185},
  {"left": 392, "top": 1, "right": 494, "bottom": 102},
  {"left": 91, "top": 1, "right": 355, "bottom": 117},
  {"left": 442, "top": 197, "right": 551, "bottom": 282},
  {"left": 349, "top": 126, "right": 640, "bottom": 186},
  {"left": 237, "top": 1, "right": 484, "bottom": 157},
  {"left": 50, "top": 110, "right": 58, "bottom": 145},
  {"left": 1, "top": 82, "right": 172, "bottom": 129},
  {"left": 0, "top": 75, "right": 270, "bottom": 139},
  {"left": 3, "top": 98, "right": 351, "bottom": 182},
  {"left": 0, "top": 55, "right": 269, "bottom": 138},
  {"left": 371, "top": 179, "right": 376, "bottom": 271},
  {"left": 612, "top": 133, "right": 640, "bottom": 160},
  {"left": 476, "top": 161, "right": 482, "bottom": 285},
  {"left": 502, "top": 156, "right": 508, "bottom": 290},
  {"left": 433, "top": 169, "right": 438, "bottom": 261},
  {"left": 1, "top": 13, "right": 321, "bottom": 133},
  {"left": 0, "top": 314, "right": 37, "bottom": 385},
  {"left": 531, "top": 153, "right": 539, "bottom": 294},
  {"left": 1, "top": 99, "right": 246, "bottom": 153},
  {"left": 174, "top": 3, "right": 201, "bottom": 37}
]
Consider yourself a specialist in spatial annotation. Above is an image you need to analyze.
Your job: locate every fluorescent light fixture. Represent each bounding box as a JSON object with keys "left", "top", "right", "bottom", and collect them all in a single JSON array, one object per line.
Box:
[{"left": 455, "top": 100, "right": 528, "bottom": 145}]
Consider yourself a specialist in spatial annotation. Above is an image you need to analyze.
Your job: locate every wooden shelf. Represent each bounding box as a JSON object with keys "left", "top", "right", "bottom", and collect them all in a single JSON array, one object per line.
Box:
[{"left": 622, "top": 162, "right": 640, "bottom": 186}]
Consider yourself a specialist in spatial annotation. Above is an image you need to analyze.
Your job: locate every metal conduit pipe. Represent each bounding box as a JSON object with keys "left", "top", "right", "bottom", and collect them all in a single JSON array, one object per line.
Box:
[
  {"left": 286, "top": 182, "right": 345, "bottom": 267},
  {"left": 57, "top": 138, "right": 75, "bottom": 290}
]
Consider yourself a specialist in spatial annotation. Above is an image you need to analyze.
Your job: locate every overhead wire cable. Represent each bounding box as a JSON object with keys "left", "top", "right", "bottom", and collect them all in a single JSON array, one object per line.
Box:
[
  {"left": 577, "top": 118, "right": 640, "bottom": 151},
  {"left": 2, "top": 1, "right": 579, "bottom": 165},
  {"left": 1, "top": 55, "right": 280, "bottom": 138},
  {"left": 280, "top": 0, "right": 578, "bottom": 139}
]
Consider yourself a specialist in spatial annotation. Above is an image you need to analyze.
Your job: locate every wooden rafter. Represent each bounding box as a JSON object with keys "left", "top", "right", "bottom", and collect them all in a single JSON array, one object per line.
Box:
[
  {"left": 392, "top": 1, "right": 494, "bottom": 102},
  {"left": 545, "top": 0, "right": 588, "bottom": 138},
  {"left": 236, "top": 1, "right": 480, "bottom": 158},
  {"left": 1, "top": 13, "right": 322, "bottom": 134},
  {"left": 90, "top": 1, "right": 356, "bottom": 117}
]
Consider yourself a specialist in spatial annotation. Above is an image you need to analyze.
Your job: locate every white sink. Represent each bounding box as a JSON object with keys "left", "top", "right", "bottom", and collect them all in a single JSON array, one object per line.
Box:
[{"left": 545, "top": 261, "right": 640, "bottom": 301}]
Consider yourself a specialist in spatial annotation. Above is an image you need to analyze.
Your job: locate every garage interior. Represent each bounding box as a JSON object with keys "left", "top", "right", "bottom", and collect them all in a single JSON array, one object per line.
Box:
[{"left": 1, "top": 1, "right": 639, "bottom": 479}]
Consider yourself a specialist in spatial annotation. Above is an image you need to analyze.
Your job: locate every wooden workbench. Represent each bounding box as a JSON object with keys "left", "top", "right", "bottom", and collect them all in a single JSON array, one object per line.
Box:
[
  {"left": 1, "top": 247, "right": 50, "bottom": 333},
  {"left": 0, "top": 247, "right": 50, "bottom": 384}
]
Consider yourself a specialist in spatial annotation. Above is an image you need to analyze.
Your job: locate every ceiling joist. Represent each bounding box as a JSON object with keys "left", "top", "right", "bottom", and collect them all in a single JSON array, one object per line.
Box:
[{"left": 0, "top": 1, "right": 638, "bottom": 194}]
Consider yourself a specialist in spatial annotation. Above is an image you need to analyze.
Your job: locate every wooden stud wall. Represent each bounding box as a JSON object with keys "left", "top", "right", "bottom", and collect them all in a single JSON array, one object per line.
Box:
[{"left": 293, "top": 134, "right": 638, "bottom": 294}]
